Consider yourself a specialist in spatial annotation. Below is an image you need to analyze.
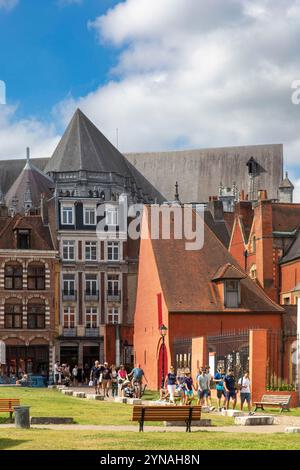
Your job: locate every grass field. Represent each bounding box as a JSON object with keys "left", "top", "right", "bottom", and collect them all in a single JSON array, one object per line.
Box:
[
  {"left": 0, "top": 387, "right": 234, "bottom": 427},
  {"left": 1, "top": 429, "right": 300, "bottom": 450},
  {"left": 0, "top": 387, "right": 300, "bottom": 450}
]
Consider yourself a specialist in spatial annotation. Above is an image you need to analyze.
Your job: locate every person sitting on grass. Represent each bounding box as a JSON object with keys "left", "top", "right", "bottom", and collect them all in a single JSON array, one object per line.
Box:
[{"left": 224, "top": 368, "right": 237, "bottom": 410}]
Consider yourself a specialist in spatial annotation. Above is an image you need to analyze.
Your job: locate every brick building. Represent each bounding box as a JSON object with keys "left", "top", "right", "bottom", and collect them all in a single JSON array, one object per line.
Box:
[
  {"left": 0, "top": 205, "right": 58, "bottom": 379},
  {"left": 134, "top": 206, "right": 283, "bottom": 390}
]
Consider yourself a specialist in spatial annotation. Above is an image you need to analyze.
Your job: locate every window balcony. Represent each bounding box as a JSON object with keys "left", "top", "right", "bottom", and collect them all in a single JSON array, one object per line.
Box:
[
  {"left": 107, "top": 291, "right": 121, "bottom": 302},
  {"left": 84, "top": 290, "right": 99, "bottom": 301},
  {"left": 63, "top": 327, "right": 77, "bottom": 337},
  {"left": 62, "top": 290, "right": 77, "bottom": 301},
  {"left": 85, "top": 327, "right": 100, "bottom": 337}
]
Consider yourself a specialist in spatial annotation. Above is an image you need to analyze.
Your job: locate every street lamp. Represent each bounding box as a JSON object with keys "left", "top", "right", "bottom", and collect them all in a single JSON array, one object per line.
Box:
[{"left": 160, "top": 324, "right": 168, "bottom": 389}]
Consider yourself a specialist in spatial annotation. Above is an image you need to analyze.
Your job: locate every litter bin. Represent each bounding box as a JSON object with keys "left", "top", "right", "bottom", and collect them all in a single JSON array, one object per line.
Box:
[{"left": 14, "top": 406, "right": 30, "bottom": 429}]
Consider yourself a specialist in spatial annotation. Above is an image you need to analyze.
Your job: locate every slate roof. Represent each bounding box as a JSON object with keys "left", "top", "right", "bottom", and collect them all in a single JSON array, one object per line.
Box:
[
  {"left": 279, "top": 172, "right": 294, "bottom": 189},
  {"left": 5, "top": 159, "right": 54, "bottom": 215},
  {"left": 0, "top": 214, "right": 55, "bottom": 250},
  {"left": 145, "top": 207, "right": 283, "bottom": 313},
  {"left": 212, "top": 263, "right": 247, "bottom": 281},
  {"left": 281, "top": 229, "right": 300, "bottom": 264},
  {"left": 45, "top": 109, "right": 132, "bottom": 176},
  {"left": 272, "top": 204, "right": 300, "bottom": 232}
]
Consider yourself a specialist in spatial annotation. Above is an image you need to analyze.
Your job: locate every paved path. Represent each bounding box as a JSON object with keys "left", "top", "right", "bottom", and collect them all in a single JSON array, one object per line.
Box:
[{"left": 1, "top": 416, "right": 300, "bottom": 434}]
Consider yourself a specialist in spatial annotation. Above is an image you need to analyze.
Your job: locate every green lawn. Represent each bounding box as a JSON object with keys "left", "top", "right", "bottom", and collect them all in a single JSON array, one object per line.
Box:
[
  {"left": 0, "top": 387, "right": 234, "bottom": 427},
  {"left": 1, "top": 429, "right": 300, "bottom": 450}
]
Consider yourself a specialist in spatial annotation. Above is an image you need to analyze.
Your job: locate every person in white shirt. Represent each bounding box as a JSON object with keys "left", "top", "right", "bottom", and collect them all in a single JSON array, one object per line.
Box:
[{"left": 238, "top": 371, "right": 252, "bottom": 413}]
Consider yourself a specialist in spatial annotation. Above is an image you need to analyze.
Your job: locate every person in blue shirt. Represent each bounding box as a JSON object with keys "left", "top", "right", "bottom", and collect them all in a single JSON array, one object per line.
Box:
[
  {"left": 224, "top": 368, "right": 237, "bottom": 410},
  {"left": 214, "top": 367, "right": 226, "bottom": 411},
  {"left": 128, "top": 364, "right": 148, "bottom": 398}
]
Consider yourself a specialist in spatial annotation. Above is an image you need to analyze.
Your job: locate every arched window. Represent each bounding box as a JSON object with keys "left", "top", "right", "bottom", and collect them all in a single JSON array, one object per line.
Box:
[
  {"left": 27, "top": 300, "right": 46, "bottom": 329},
  {"left": 250, "top": 264, "right": 257, "bottom": 280},
  {"left": 27, "top": 263, "right": 45, "bottom": 290},
  {"left": 5, "top": 299, "right": 23, "bottom": 329},
  {"left": 5, "top": 263, "right": 23, "bottom": 290}
]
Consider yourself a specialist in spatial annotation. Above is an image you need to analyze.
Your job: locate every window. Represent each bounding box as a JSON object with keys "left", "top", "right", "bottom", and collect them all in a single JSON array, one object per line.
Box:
[
  {"left": 62, "top": 241, "right": 75, "bottom": 261},
  {"left": 5, "top": 264, "right": 23, "bottom": 290},
  {"left": 5, "top": 302, "right": 22, "bottom": 328},
  {"left": 106, "top": 207, "right": 118, "bottom": 226},
  {"left": 63, "top": 274, "right": 75, "bottom": 296},
  {"left": 63, "top": 306, "right": 76, "bottom": 328},
  {"left": 85, "top": 274, "right": 98, "bottom": 297},
  {"left": 85, "top": 241, "right": 97, "bottom": 261},
  {"left": 17, "top": 230, "right": 30, "bottom": 249},
  {"left": 224, "top": 280, "right": 240, "bottom": 308},
  {"left": 27, "top": 264, "right": 45, "bottom": 290},
  {"left": 283, "top": 297, "right": 291, "bottom": 305},
  {"left": 107, "top": 274, "right": 120, "bottom": 296},
  {"left": 86, "top": 307, "right": 98, "bottom": 328},
  {"left": 108, "top": 307, "right": 120, "bottom": 324},
  {"left": 27, "top": 302, "right": 45, "bottom": 329},
  {"left": 107, "top": 242, "right": 119, "bottom": 261},
  {"left": 62, "top": 206, "right": 74, "bottom": 225},
  {"left": 84, "top": 208, "right": 96, "bottom": 226},
  {"left": 249, "top": 264, "right": 257, "bottom": 281}
]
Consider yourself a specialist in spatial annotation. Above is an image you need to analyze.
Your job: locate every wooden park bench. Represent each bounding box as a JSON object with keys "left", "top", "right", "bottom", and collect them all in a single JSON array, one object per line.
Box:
[
  {"left": 0, "top": 398, "right": 21, "bottom": 422},
  {"left": 132, "top": 405, "right": 202, "bottom": 432},
  {"left": 253, "top": 394, "right": 291, "bottom": 413}
]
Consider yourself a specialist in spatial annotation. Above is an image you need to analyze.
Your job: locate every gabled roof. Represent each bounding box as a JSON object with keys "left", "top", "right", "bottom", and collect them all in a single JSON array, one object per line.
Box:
[
  {"left": 145, "top": 207, "right": 283, "bottom": 313},
  {"left": 5, "top": 158, "right": 53, "bottom": 215},
  {"left": 45, "top": 109, "right": 132, "bottom": 176},
  {"left": 0, "top": 214, "right": 54, "bottom": 251},
  {"left": 281, "top": 228, "right": 300, "bottom": 264},
  {"left": 212, "top": 263, "right": 247, "bottom": 282},
  {"left": 272, "top": 203, "right": 300, "bottom": 232}
]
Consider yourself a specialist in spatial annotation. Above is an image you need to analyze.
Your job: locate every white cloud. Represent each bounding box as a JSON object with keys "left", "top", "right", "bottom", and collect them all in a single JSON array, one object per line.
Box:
[
  {"left": 0, "top": 105, "right": 60, "bottom": 159},
  {"left": 2, "top": 0, "right": 300, "bottom": 203},
  {"left": 0, "top": 0, "right": 18, "bottom": 10}
]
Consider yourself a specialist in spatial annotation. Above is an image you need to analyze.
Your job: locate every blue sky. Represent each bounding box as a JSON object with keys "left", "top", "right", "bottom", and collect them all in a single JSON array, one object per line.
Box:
[
  {"left": 0, "top": 0, "right": 300, "bottom": 200},
  {"left": 0, "top": 0, "right": 120, "bottom": 121}
]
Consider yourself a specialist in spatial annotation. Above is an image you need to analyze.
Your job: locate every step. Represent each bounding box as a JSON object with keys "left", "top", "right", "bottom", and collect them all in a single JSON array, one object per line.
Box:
[
  {"left": 73, "top": 392, "right": 86, "bottom": 398},
  {"left": 31, "top": 417, "right": 75, "bottom": 425},
  {"left": 86, "top": 394, "right": 105, "bottom": 401},
  {"left": 62, "top": 390, "right": 73, "bottom": 396},
  {"left": 114, "top": 397, "right": 127, "bottom": 404},
  {"left": 235, "top": 415, "right": 274, "bottom": 426},
  {"left": 127, "top": 398, "right": 142, "bottom": 405},
  {"left": 165, "top": 419, "right": 212, "bottom": 427},
  {"left": 47, "top": 385, "right": 57, "bottom": 389},
  {"left": 222, "top": 409, "right": 246, "bottom": 417},
  {"left": 285, "top": 427, "right": 300, "bottom": 433}
]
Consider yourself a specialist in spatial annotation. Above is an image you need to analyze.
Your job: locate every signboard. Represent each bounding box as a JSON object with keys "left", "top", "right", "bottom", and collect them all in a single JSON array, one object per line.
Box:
[{"left": 0, "top": 340, "right": 6, "bottom": 365}]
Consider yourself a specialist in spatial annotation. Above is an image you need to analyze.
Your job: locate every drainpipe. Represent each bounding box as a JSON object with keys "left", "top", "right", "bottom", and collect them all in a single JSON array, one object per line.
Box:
[
  {"left": 244, "top": 249, "right": 248, "bottom": 272},
  {"left": 115, "top": 324, "right": 120, "bottom": 367}
]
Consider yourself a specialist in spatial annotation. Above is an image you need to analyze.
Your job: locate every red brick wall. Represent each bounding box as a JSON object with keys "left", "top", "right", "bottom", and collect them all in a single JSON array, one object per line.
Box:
[
  {"left": 281, "top": 260, "right": 300, "bottom": 304},
  {"left": 133, "top": 209, "right": 170, "bottom": 390}
]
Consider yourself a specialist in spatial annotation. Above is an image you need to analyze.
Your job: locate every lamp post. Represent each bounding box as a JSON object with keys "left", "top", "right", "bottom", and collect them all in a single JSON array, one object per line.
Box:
[{"left": 160, "top": 324, "right": 168, "bottom": 389}]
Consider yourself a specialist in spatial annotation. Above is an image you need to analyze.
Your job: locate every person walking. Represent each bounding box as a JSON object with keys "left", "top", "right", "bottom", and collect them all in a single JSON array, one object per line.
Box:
[
  {"left": 238, "top": 371, "right": 252, "bottom": 413},
  {"left": 224, "top": 368, "right": 237, "bottom": 410},
  {"left": 128, "top": 364, "right": 148, "bottom": 399},
  {"left": 165, "top": 366, "right": 177, "bottom": 404},
  {"left": 117, "top": 365, "right": 128, "bottom": 397},
  {"left": 102, "top": 362, "right": 112, "bottom": 398},
  {"left": 182, "top": 369, "right": 195, "bottom": 405},
  {"left": 111, "top": 365, "right": 118, "bottom": 398},
  {"left": 197, "top": 368, "right": 209, "bottom": 406},
  {"left": 214, "top": 367, "right": 226, "bottom": 411},
  {"left": 205, "top": 366, "right": 215, "bottom": 411},
  {"left": 72, "top": 365, "right": 78, "bottom": 387},
  {"left": 90, "top": 361, "right": 101, "bottom": 395}
]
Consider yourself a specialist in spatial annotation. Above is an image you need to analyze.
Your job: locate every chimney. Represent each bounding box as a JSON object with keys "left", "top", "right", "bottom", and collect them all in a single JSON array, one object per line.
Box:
[
  {"left": 258, "top": 190, "right": 268, "bottom": 201},
  {"left": 208, "top": 199, "right": 224, "bottom": 221},
  {"left": 40, "top": 193, "right": 49, "bottom": 225},
  {"left": 240, "top": 190, "right": 245, "bottom": 201}
]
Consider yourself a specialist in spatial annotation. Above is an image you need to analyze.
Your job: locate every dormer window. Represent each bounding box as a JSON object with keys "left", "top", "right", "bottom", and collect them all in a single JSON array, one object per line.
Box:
[
  {"left": 17, "top": 229, "right": 30, "bottom": 249},
  {"left": 224, "top": 280, "right": 240, "bottom": 308}
]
